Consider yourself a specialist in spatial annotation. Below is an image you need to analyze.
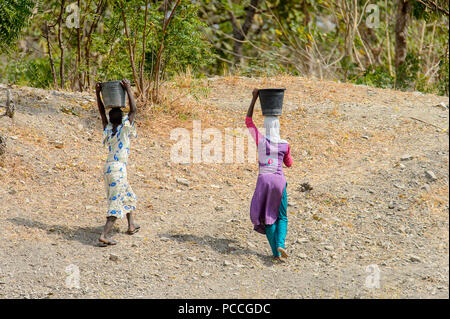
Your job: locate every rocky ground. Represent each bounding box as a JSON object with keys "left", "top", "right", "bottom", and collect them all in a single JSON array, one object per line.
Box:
[{"left": 0, "top": 76, "right": 448, "bottom": 299}]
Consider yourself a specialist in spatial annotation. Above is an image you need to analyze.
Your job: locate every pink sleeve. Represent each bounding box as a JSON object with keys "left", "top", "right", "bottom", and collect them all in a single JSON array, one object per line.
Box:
[
  {"left": 283, "top": 144, "right": 293, "bottom": 167},
  {"left": 245, "top": 116, "right": 264, "bottom": 145}
]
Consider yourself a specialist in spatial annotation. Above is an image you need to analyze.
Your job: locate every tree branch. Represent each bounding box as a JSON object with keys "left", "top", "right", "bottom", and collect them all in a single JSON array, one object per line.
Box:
[{"left": 417, "top": 0, "right": 449, "bottom": 16}]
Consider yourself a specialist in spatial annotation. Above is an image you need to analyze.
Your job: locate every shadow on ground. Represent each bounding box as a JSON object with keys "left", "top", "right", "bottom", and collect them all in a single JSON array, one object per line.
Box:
[
  {"left": 7, "top": 217, "right": 115, "bottom": 247},
  {"left": 159, "top": 233, "right": 277, "bottom": 266}
]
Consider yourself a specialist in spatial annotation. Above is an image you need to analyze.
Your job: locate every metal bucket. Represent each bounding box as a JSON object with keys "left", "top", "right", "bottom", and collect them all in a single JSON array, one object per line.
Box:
[
  {"left": 100, "top": 80, "right": 126, "bottom": 108},
  {"left": 259, "top": 88, "right": 285, "bottom": 116}
]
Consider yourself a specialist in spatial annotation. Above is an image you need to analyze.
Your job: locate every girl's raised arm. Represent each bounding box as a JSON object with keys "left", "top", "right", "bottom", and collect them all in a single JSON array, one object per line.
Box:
[
  {"left": 245, "top": 89, "right": 264, "bottom": 145},
  {"left": 246, "top": 88, "right": 259, "bottom": 118},
  {"left": 121, "top": 79, "right": 137, "bottom": 125},
  {"left": 96, "top": 82, "right": 108, "bottom": 129}
]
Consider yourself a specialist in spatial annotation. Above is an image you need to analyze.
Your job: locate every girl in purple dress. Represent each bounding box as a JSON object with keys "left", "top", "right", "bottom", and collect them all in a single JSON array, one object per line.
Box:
[{"left": 246, "top": 89, "right": 293, "bottom": 262}]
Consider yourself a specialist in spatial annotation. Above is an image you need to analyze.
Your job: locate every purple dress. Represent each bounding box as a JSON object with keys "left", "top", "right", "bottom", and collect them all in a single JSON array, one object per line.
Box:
[{"left": 246, "top": 117, "right": 293, "bottom": 234}]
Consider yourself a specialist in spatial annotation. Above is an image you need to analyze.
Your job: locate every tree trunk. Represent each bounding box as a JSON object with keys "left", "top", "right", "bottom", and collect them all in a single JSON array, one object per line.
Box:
[
  {"left": 152, "top": 0, "right": 182, "bottom": 102},
  {"left": 342, "top": 0, "right": 357, "bottom": 61},
  {"left": 44, "top": 22, "right": 58, "bottom": 88},
  {"left": 139, "top": 0, "right": 149, "bottom": 100},
  {"left": 385, "top": 0, "right": 393, "bottom": 76},
  {"left": 121, "top": 7, "right": 140, "bottom": 95},
  {"left": 426, "top": 20, "right": 437, "bottom": 71},
  {"left": 229, "top": 0, "right": 259, "bottom": 66},
  {"left": 83, "top": 0, "right": 106, "bottom": 90},
  {"left": 302, "top": 0, "right": 310, "bottom": 26},
  {"left": 75, "top": 0, "right": 82, "bottom": 91},
  {"left": 57, "top": 0, "right": 66, "bottom": 89},
  {"left": 394, "top": 0, "right": 411, "bottom": 72}
]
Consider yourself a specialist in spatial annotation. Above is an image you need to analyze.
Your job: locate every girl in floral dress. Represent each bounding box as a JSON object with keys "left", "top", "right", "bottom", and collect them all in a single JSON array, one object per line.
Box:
[{"left": 96, "top": 79, "right": 139, "bottom": 246}]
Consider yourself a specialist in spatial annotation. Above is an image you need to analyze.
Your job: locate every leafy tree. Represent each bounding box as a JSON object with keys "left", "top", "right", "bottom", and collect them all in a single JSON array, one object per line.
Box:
[
  {"left": 0, "top": 0, "right": 34, "bottom": 49},
  {"left": 96, "top": 0, "right": 213, "bottom": 101},
  {"left": 0, "top": 0, "right": 448, "bottom": 96}
]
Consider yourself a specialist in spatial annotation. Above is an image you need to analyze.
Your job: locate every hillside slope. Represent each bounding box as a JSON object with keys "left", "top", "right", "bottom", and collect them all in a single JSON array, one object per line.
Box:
[{"left": 0, "top": 76, "right": 448, "bottom": 298}]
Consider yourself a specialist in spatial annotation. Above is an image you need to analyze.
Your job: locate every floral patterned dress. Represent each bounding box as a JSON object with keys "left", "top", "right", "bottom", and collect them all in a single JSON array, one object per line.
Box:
[{"left": 102, "top": 115, "right": 137, "bottom": 219}]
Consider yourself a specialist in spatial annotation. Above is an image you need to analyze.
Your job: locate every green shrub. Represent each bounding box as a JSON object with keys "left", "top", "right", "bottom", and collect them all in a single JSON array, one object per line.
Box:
[
  {"left": 3, "top": 57, "right": 53, "bottom": 88},
  {"left": 395, "top": 52, "right": 421, "bottom": 89},
  {"left": 353, "top": 65, "right": 394, "bottom": 89}
]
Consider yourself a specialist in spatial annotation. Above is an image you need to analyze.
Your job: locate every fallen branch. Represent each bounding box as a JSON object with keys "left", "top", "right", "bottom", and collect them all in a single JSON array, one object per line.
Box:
[{"left": 409, "top": 116, "right": 446, "bottom": 131}]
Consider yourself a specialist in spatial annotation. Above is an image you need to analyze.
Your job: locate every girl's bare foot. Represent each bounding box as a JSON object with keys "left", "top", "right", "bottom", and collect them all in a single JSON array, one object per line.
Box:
[
  {"left": 126, "top": 213, "right": 140, "bottom": 235},
  {"left": 98, "top": 234, "right": 118, "bottom": 246},
  {"left": 277, "top": 247, "right": 288, "bottom": 258},
  {"left": 98, "top": 216, "right": 117, "bottom": 246},
  {"left": 126, "top": 224, "right": 140, "bottom": 235}
]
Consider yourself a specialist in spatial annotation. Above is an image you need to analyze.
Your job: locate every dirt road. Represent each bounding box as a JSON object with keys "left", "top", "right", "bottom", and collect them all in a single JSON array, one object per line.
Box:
[{"left": 0, "top": 76, "right": 448, "bottom": 298}]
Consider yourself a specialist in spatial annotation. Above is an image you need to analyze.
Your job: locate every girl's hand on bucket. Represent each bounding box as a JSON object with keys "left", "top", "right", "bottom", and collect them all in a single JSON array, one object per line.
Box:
[
  {"left": 95, "top": 82, "right": 101, "bottom": 94},
  {"left": 120, "top": 79, "right": 131, "bottom": 91},
  {"left": 252, "top": 88, "right": 259, "bottom": 99}
]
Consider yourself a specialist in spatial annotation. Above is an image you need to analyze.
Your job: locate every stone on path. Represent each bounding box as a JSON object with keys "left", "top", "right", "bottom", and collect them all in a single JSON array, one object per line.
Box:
[
  {"left": 409, "top": 255, "right": 422, "bottom": 263},
  {"left": 400, "top": 154, "right": 413, "bottom": 161},
  {"left": 176, "top": 178, "right": 190, "bottom": 187},
  {"left": 425, "top": 170, "right": 437, "bottom": 181}
]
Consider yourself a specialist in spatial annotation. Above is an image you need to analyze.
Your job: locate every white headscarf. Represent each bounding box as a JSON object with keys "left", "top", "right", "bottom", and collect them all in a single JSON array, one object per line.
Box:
[{"left": 264, "top": 116, "right": 288, "bottom": 144}]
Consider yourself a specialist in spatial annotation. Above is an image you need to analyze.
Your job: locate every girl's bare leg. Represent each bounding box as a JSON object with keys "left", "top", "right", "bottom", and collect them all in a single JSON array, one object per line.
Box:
[
  {"left": 99, "top": 216, "right": 118, "bottom": 245},
  {"left": 126, "top": 212, "right": 140, "bottom": 234}
]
